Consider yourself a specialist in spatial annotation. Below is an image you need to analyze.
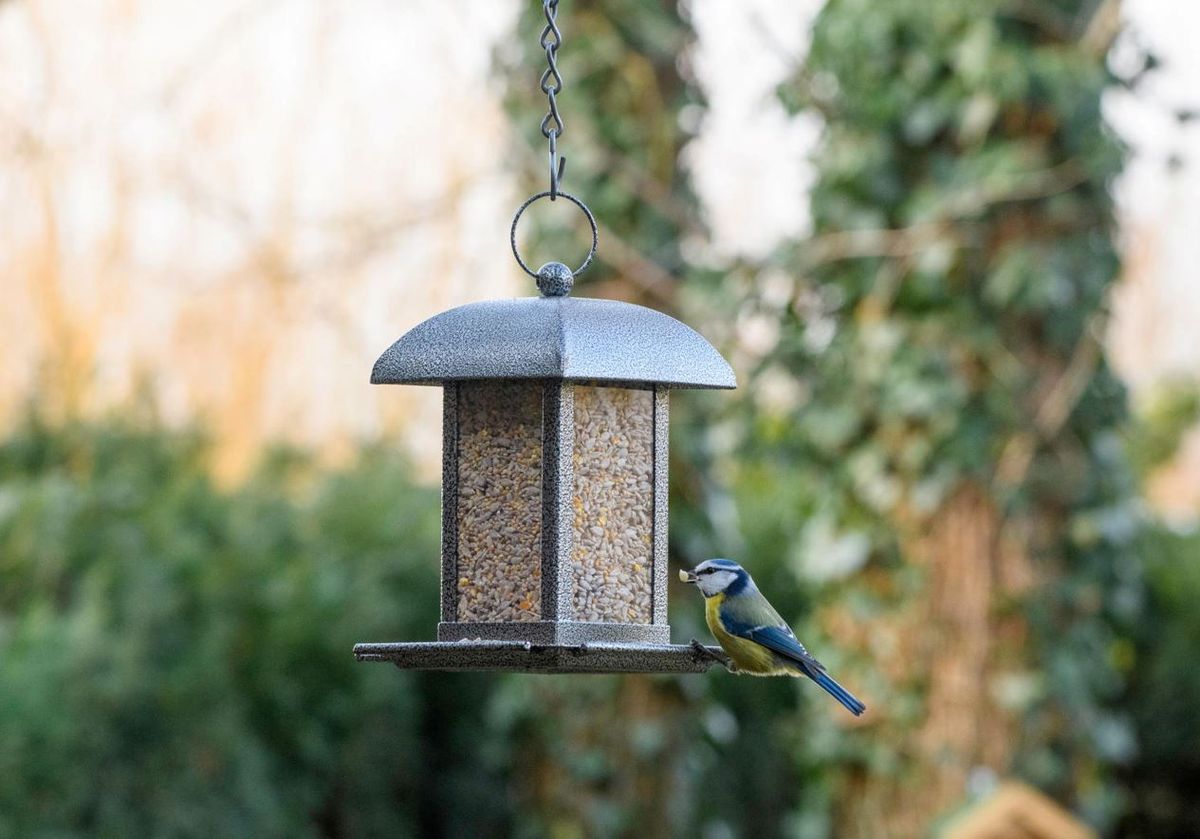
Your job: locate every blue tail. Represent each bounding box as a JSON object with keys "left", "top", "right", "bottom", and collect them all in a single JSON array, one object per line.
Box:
[{"left": 811, "top": 671, "right": 866, "bottom": 716}]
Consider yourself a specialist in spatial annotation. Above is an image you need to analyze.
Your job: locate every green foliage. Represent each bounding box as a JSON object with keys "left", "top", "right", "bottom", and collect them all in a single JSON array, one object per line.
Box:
[
  {"left": 0, "top": 412, "right": 807, "bottom": 839},
  {"left": 1115, "top": 377, "right": 1200, "bottom": 837},
  {"left": 769, "top": 0, "right": 1125, "bottom": 495},
  {"left": 0, "top": 413, "right": 517, "bottom": 838},
  {"left": 1126, "top": 378, "right": 1200, "bottom": 477},
  {"left": 1119, "top": 523, "right": 1200, "bottom": 838},
  {"left": 699, "top": 0, "right": 1148, "bottom": 831},
  {"left": 506, "top": 0, "right": 1157, "bottom": 834}
]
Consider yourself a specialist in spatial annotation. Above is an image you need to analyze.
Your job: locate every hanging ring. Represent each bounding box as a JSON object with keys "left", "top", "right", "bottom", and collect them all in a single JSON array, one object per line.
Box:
[{"left": 510, "top": 190, "right": 598, "bottom": 280}]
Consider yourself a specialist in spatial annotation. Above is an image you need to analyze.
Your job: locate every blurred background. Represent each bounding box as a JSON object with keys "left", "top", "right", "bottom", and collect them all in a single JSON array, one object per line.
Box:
[{"left": 1, "top": 0, "right": 1198, "bottom": 836}]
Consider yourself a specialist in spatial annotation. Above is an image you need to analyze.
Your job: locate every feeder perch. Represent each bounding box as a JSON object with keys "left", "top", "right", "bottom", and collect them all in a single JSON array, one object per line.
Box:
[{"left": 353, "top": 271, "right": 736, "bottom": 673}]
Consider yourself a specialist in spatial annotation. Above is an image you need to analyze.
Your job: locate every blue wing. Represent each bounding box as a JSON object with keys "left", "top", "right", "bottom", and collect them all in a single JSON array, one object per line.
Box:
[{"left": 720, "top": 590, "right": 866, "bottom": 716}]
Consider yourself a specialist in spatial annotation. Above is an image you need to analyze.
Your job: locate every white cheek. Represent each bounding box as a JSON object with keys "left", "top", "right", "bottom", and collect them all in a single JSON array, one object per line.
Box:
[{"left": 700, "top": 571, "right": 736, "bottom": 596}]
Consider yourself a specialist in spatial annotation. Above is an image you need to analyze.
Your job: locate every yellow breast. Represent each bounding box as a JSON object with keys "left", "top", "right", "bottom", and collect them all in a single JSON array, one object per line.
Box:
[{"left": 704, "top": 592, "right": 783, "bottom": 675}]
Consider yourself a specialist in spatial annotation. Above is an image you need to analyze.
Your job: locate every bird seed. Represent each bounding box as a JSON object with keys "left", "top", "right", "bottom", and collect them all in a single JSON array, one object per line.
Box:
[
  {"left": 570, "top": 385, "right": 654, "bottom": 623},
  {"left": 455, "top": 381, "right": 543, "bottom": 622}
]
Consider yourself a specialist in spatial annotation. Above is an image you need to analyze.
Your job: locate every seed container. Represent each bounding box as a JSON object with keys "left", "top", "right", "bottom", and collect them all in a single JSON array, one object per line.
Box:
[{"left": 354, "top": 286, "right": 735, "bottom": 673}]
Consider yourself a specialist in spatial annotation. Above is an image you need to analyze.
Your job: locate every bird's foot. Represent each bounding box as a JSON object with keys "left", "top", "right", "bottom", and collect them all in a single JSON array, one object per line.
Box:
[{"left": 689, "top": 638, "right": 737, "bottom": 673}]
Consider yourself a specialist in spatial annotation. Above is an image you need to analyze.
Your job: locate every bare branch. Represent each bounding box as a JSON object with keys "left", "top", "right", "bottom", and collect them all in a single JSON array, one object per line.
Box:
[
  {"left": 799, "top": 159, "right": 1087, "bottom": 267},
  {"left": 1079, "top": 0, "right": 1123, "bottom": 58},
  {"left": 591, "top": 217, "right": 677, "bottom": 308},
  {"left": 993, "top": 313, "right": 1105, "bottom": 490}
]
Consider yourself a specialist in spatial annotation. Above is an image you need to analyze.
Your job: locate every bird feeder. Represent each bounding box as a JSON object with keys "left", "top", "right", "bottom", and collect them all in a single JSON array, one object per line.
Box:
[
  {"left": 353, "top": 0, "right": 734, "bottom": 673},
  {"left": 353, "top": 201, "right": 735, "bottom": 673}
]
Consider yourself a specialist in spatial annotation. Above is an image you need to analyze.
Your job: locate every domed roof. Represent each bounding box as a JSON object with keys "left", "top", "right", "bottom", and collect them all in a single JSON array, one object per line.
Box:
[{"left": 371, "top": 296, "right": 735, "bottom": 389}]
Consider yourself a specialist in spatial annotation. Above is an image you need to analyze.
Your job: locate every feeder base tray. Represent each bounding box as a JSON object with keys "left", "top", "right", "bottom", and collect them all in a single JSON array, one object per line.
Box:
[{"left": 353, "top": 640, "right": 725, "bottom": 674}]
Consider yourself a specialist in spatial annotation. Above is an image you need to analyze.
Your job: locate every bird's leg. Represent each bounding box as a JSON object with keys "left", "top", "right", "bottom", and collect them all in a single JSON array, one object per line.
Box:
[
  {"left": 689, "top": 638, "right": 723, "bottom": 665},
  {"left": 689, "top": 638, "right": 738, "bottom": 673}
]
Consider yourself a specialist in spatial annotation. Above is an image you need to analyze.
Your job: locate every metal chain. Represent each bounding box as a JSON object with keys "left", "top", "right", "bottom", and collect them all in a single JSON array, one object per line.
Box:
[
  {"left": 509, "top": 0, "right": 599, "bottom": 283},
  {"left": 538, "top": 0, "right": 566, "bottom": 199}
]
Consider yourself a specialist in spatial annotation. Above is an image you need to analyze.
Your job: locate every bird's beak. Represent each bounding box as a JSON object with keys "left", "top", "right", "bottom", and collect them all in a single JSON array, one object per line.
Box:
[{"left": 679, "top": 568, "right": 697, "bottom": 584}]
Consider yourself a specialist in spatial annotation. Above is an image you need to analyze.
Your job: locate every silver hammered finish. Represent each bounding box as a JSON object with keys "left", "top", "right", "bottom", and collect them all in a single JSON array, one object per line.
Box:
[
  {"left": 354, "top": 640, "right": 725, "bottom": 674},
  {"left": 651, "top": 386, "right": 670, "bottom": 625},
  {"left": 370, "top": 297, "right": 736, "bottom": 390},
  {"left": 439, "top": 384, "right": 460, "bottom": 623},
  {"left": 540, "top": 383, "right": 575, "bottom": 622},
  {"left": 437, "top": 620, "right": 669, "bottom": 645},
  {"left": 536, "top": 261, "right": 575, "bottom": 297}
]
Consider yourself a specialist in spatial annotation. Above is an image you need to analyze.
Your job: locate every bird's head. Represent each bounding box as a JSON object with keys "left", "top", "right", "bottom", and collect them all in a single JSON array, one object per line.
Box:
[{"left": 679, "top": 558, "right": 750, "bottom": 598}]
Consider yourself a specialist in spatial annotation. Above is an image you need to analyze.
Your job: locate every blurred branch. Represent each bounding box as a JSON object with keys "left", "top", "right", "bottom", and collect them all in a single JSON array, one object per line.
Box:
[
  {"left": 592, "top": 217, "right": 677, "bottom": 308},
  {"left": 801, "top": 221, "right": 957, "bottom": 263},
  {"left": 169, "top": 148, "right": 500, "bottom": 291},
  {"left": 997, "top": 1, "right": 1076, "bottom": 40},
  {"left": 1032, "top": 319, "right": 1104, "bottom": 435},
  {"left": 946, "top": 158, "right": 1088, "bottom": 213},
  {"left": 600, "top": 150, "right": 699, "bottom": 234},
  {"left": 993, "top": 312, "right": 1105, "bottom": 490},
  {"left": 156, "top": 0, "right": 293, "bottom": 106},
  {"left": 747, "top": 9, "right": 805, "bottom": 74},
  {"left": 1079, "top": 0, "right": 1122, "bottom": 57},
  {"left": 799, "top": 159, "right": 1086, "bottom": 267}
]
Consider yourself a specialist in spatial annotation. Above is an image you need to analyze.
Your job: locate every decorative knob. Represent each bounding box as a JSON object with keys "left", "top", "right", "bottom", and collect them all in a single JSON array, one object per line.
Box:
[{"left": 536, "top": 261, "right": 574, "bottom": 297}]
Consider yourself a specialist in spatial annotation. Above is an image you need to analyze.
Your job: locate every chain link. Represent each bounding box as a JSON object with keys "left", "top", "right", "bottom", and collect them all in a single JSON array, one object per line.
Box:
[{"left": 538, "top": 0, "right": 566, "bottom": 199}]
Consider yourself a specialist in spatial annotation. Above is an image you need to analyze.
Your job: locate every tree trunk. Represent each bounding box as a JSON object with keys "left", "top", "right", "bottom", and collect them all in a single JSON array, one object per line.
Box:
[{"left": 838, "top": 484, "right": 1034, "bottom": 838}]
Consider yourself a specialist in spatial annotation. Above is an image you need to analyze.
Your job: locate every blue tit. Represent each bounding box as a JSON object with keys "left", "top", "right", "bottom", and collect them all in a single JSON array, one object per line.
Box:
[{"left": 680, "top": 559, "right": 866, "bottom": 716}]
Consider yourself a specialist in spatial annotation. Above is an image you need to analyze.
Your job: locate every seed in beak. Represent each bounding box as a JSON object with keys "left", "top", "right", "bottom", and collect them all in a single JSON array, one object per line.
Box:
[{"left": 679, "top": 569, "right": 693, "bottom": 583}]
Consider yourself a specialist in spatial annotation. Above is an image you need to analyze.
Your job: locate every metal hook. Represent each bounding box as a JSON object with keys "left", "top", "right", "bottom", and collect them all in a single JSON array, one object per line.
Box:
[{"left": 548, "top": 130, "right": 566, "bottom": 201}]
